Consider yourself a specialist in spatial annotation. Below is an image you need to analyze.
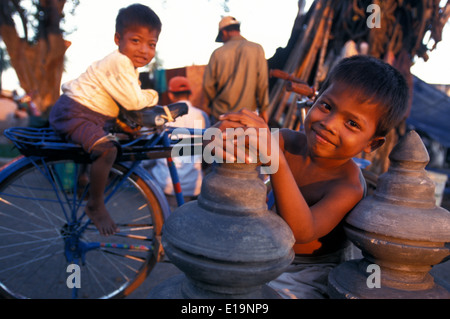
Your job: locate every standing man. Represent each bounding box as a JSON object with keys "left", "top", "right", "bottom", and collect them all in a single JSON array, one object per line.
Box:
[{"left": 203, "top": 16, "right": 269, "bottom": 124}]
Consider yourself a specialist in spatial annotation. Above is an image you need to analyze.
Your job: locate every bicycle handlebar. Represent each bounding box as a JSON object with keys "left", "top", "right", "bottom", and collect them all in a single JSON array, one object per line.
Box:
[
  {"left": 269, "top": 69, "right": 305, "bottom": 84},
  {"left": 270, "top": 69, "right": 315, "bottom": 98},
  {"left": 285, "top": 81, "right": 315, "bottom": 98}
]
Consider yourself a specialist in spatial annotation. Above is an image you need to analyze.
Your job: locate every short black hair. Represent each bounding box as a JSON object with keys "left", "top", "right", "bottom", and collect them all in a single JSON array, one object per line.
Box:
[
  {"left": 223, "top": 24, "right": 240, "bottom": 32},
  {"left": 115, "top": 4, "right": 162, "bottom": 35},
  {"left": 318, "top": 55, "right": 409, "bottom": 137}
]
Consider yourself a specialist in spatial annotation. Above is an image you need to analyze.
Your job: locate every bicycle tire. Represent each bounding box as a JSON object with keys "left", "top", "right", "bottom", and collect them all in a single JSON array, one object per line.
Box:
[{"left": 0, "top": 157, "right": 168, "bottom": 299}]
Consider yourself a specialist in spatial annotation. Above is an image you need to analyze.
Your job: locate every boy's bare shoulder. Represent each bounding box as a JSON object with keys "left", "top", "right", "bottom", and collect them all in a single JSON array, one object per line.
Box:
[{"left": 328, "top": 161, "right": 366, "bottom": 199}]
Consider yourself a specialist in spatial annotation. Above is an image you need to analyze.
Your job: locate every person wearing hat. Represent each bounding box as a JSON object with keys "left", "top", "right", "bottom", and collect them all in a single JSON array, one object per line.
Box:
[
  {"left": 145, "top": 76, "right": 209, "bottom": 210},
  {"left": 203, "top": 16, "right": 269, "bottom": 123}
]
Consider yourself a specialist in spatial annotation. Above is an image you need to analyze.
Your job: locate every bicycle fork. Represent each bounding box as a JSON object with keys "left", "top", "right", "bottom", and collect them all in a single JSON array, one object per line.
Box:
[{"left": 162, "top": 132, "right": 185, "bottom": 208}]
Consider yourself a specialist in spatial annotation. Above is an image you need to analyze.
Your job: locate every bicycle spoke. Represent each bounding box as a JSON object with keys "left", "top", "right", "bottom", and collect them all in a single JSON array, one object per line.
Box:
[
  {"left": 0, "top": 174, "right": 69, "bottom": 226},
  {"left": 82, "top": 260, "right": 115, "bottom": 297},
  {"left": 1, "top": 239, "right": 63, "bottom": 291},
  {"left": 99, "top": 248, "right": 147, "bottom": 263},
  {"left": 0, "top": 158, "right": 164, "bottom": 298},
  {"left": 0, "top": 231, "right": 60, "bottom": 251},
  {"left": 0, "top": 243, "right": 62, "bottom": 276}
]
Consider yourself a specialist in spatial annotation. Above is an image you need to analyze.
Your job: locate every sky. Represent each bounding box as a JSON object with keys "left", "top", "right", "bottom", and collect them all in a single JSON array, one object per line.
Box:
[
  {"left": 2, "top": 0, "right": 449, "bottom": 93},
  {"left": 59, "top": 0, "right": 301, "bottom": 82}
]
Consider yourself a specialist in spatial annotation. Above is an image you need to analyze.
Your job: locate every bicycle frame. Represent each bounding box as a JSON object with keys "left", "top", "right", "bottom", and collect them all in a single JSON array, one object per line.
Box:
[
  {"left": 0, "top": 125, "right": 203, "bottom": 298},
  {"left": 3, "top": 125, "right": 203, "bottom": 207}
]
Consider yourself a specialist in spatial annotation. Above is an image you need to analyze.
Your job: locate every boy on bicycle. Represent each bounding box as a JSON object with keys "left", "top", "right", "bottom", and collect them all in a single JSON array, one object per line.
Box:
[
  {"left": 215, "top": 55, "right": 409, "bottom": 298},
  {"left": 49, "top": 4, "right": 184, "bottom": 236}
]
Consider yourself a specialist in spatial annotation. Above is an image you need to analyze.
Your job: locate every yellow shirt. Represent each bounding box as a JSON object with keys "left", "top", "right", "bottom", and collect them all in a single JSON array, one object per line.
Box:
[{"left": 62, "top": 50, "right": 158, "bottom": 117}]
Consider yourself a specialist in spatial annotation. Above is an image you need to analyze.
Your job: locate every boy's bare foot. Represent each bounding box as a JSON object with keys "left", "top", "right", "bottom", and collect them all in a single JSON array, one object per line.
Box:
[{"left": 85, "top": 201, "right": 119, "bottom": 236}]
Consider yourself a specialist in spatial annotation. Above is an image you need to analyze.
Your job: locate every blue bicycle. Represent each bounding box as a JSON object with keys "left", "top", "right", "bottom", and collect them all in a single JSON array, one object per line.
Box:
[{"left": 0, "top": 124, "right": 202, "bottom": 299}]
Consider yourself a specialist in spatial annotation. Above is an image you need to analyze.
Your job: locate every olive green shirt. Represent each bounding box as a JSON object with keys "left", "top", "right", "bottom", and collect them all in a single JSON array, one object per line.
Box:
[{"left": 203, "top": 35, "right": 269, "bottom": 120}]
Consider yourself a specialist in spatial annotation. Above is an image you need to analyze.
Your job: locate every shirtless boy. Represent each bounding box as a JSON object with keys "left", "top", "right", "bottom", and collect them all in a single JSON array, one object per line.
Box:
[{"left": 217, "top": 55, "right": 409, "bottom": 298}]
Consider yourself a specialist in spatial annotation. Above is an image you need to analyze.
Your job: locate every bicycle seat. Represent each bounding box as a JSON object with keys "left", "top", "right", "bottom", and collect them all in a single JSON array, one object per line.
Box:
[
  {"left": 142, "top": 102, "right": 189, "bottom": 127},
  {"left": 118, "top": 102, "right": 189, "bottom": 129}
]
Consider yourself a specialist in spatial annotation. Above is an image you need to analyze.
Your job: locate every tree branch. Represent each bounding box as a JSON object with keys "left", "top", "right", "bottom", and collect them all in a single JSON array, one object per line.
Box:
[{"left": 11, "top": 0, "right": 28, "bottom": 41}]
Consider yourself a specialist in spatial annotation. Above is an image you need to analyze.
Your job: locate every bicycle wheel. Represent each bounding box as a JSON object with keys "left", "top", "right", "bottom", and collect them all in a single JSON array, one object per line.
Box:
[{"left": 0, "top": 157, "right": 167, "bottom": 299}]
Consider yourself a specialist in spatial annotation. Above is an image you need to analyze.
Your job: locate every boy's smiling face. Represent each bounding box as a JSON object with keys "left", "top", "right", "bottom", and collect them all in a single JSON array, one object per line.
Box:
[
  {"left": 304, "top": 81, "right": 385, "bottom": 161},
  {"left": 114, "top": 26, "right": 159, "bottom": 68}
]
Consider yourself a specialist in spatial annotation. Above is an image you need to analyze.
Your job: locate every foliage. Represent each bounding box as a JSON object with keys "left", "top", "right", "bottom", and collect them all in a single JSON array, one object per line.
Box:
[{"left": 0, "top": 0, "right": 79, "bottom": 113}]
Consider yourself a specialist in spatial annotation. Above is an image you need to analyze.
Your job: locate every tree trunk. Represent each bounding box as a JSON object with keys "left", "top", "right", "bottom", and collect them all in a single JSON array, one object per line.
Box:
[{"left": 0, "top": 0, "right": 70, "bottom": 115}]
